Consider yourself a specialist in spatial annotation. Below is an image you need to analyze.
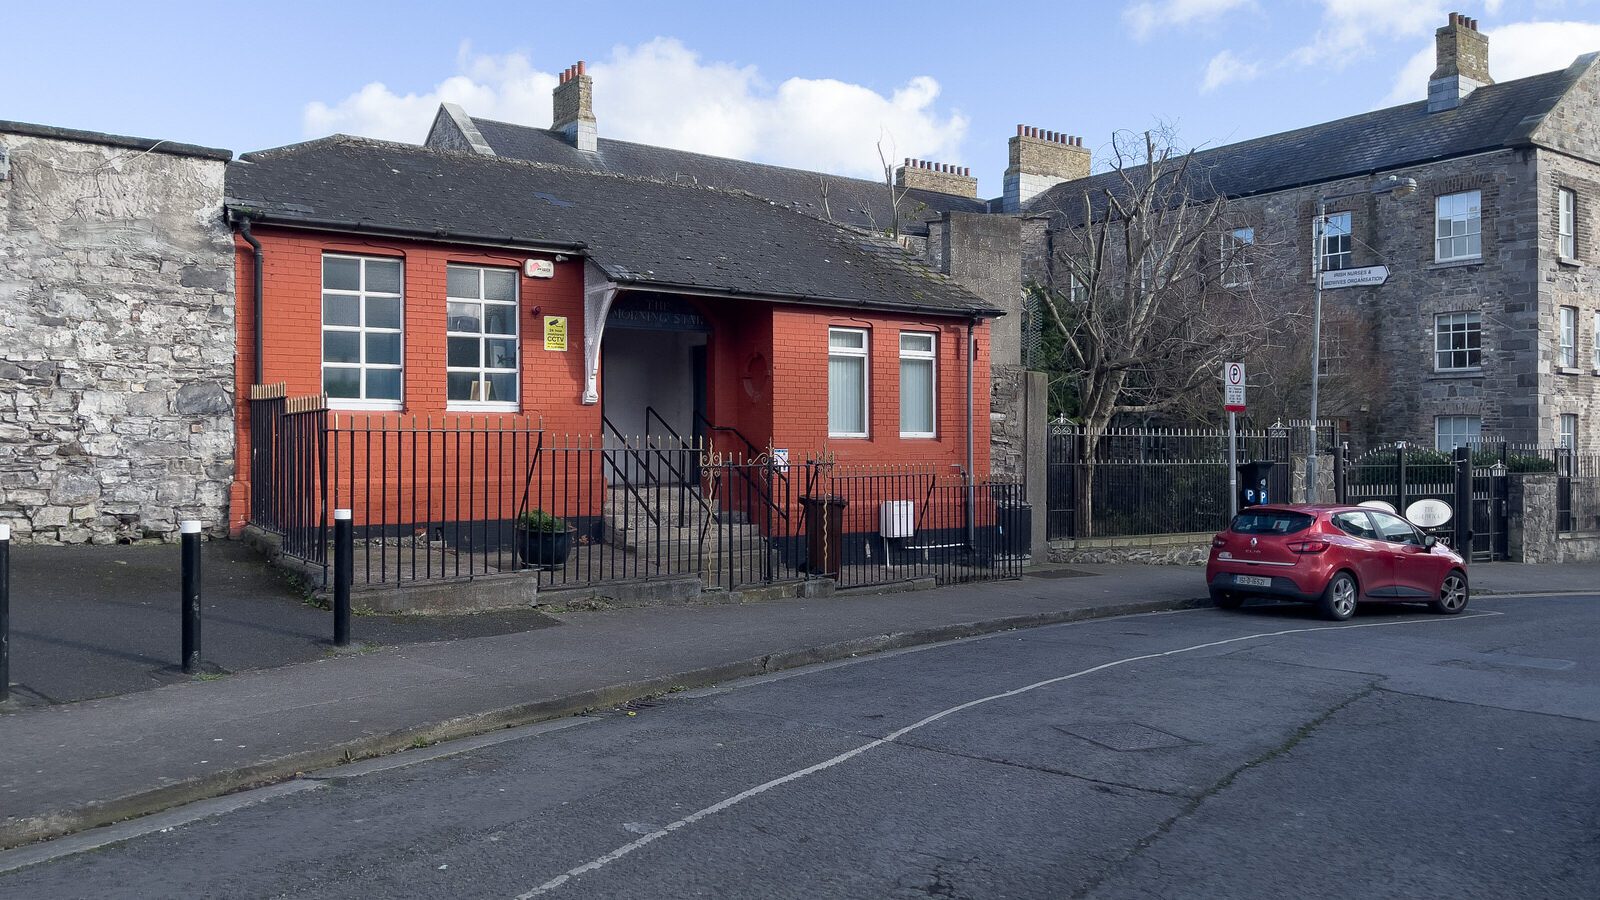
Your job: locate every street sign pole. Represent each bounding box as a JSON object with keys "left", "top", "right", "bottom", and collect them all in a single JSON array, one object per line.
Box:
[{"left": 1228, "top": 411, "right": 1239, "bottom": 518}]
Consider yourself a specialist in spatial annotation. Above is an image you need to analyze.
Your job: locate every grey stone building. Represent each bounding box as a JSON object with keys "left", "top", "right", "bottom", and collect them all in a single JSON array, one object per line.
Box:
[
  {"left": 0, "top": 121, "right": 236, "bottom": 543},
  {"left": 1011, "top": 14, "right": 1600, "bottom": 453}
]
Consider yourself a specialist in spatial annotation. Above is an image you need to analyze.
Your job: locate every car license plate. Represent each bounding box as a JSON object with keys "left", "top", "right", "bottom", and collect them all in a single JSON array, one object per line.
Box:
[{"left": 1234, "top": 574, "right": 1272, "bottom": 588}]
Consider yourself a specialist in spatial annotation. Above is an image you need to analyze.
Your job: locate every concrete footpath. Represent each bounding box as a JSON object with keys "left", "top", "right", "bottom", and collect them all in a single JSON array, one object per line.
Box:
[{"left": 0, "top": 560, "right": 1592, "bottom": 851}]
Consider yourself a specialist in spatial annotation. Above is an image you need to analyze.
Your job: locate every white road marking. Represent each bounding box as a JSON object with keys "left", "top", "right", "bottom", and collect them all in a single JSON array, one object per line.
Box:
[{"left": 512, "top": 610, "right": 1502, "bottom": 898}]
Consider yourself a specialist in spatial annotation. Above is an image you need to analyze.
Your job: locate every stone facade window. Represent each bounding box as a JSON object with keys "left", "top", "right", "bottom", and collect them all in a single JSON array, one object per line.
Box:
[
  {"left": 1559, "top": 188, "right": 1577, "bottom": 260},
  {"left": 1559, "top": 414, "right": 1578, "bottom": 453},
  {"left": 446, "top": 264, "right": 519, "bottom": 409},
  {"left": 322, "top": 254, "right": 404, "bottom": 408},
  {"left": 1320, "top": 212, "right": 1352, "bottom": 271},
  {"left": 1319, "top": 323, "right": 1347, "bottom": 376},
  {"left": 1435, "top": 190, "right": 1482, "bottom": 262},
  {"left": 1434, "top": 312, "right": 1481, "bottom": 371},
  {"left": 1559, "top": 305, "right": 1578, "bottom": 368},
  {"left": 1435, "top": 415, "right": 1481, "bottom": 451},
  {"left": 899, "top": 332, "right": 936, "bottom": 438},
  {"left": 1594, "top": 311, "right": 1600, "bottom": 369},
  {"left": 828, "top": 327, "right": 869, "bottom": 438},
  {"left": 1221, "top": 227, "right": 1254, "bottom": 287}
]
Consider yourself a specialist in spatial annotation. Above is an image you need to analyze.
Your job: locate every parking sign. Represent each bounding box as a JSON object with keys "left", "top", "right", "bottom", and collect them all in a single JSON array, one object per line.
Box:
[{"left": 1224, "top": 362, "right": 1246, "bottom": 412}]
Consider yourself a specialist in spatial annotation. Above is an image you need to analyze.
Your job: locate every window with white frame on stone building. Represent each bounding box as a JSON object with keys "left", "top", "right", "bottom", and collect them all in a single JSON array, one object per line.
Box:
[
  {"left": 322, "top": 254, "right": 403, "bottom": 408},
  {"left": 1434, "top": 312, "right": 1481, "bottom": 371},
  {"left": 1318, "top": 322, "right": 1347, "bottom": 376},
  {"left": 1559, "top": 187, "right": 1577, "bottom": 260},
  {"left": 1594, "top": 310, "right": 1600, "bottom": 369},
  {"left": 1221, "top": 227, "right": 1254, "bottom": 287},
  {"left": 446, "top": 264, "right": 519, "bottom": 409},
  {"left": 1435, "top": 190, "right": 1482, "bottom": 262},
  {"left": 1319, "top": 212, "right": 1352, "bottom": 271},
  {"left": 828, "top": 327, "right": 869, "bottom": 438},
  {"left": 1559, "top": 305, "right": 1578, "bottom": 368},
  {"left": 899, "top": 332, "right": 936, "bottom": 438},
  {"left": 1435, "top": 415, "right": 1481, "bottom": 451},
  {"left": 1559, "top": 414, "right": 1578, "bottom": 452}
]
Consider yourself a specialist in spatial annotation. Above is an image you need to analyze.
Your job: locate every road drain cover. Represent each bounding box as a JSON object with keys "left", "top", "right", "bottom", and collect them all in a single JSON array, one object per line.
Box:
[{"left": 1056, "top": 722, "right": 1193, "bottom": 752}]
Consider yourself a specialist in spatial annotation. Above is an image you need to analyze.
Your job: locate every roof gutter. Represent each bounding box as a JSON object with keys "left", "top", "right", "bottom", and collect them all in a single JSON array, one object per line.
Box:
[
  {"left": 225, "top": 205, "right": 589, "bottom": 255},
  {"left": 606, "top": 274, "right": 1006, "bottom": 319}
]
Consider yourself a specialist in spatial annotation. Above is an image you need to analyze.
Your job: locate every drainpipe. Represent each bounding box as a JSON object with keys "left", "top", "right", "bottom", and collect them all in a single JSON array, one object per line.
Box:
[
  {"left": 966, "top": 316, "right": 977, "bottom": 548},
  {"left": 236, "top": 214, "right": 264, "bottom": 385}
]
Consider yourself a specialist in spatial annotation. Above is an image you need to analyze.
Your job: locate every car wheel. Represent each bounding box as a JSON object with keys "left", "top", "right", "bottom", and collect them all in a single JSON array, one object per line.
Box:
[
  {"left": 1430, "top": 570, "right": 1470, "bottom": 615},
  {"left": 1318, "top": 571, "right": 1358, "bottom": 621},
  {"left": 1210, "top": 588, "right": 1244, "bottom": 610}
]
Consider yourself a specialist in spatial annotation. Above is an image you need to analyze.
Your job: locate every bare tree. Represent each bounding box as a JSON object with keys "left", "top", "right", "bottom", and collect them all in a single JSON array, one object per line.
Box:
[
  {"left": 876, "top": 130, "right": 910, "bottom": 238},
  {"left": 1033, "top": 128, "right": 1298, "bottom": 531}
]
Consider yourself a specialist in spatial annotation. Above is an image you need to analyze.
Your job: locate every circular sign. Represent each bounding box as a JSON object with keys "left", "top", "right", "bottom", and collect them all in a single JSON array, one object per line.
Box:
[
  {"left": 1405, "top": 498, "right": 1453, "bottom": 528},
  {"left": 1357, "top": 500, "right": 1397, "bottom": 514},
  {"left": 1227, "top": 363, "right": 1244, "bottom": 385}
]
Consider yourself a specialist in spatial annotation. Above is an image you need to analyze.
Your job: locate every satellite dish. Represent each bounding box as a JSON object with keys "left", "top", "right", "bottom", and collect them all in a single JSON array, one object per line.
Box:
[
  {"left": 1357, "top": 500, "right": 1397, "bottom": 514},
  {"left": 1406, "top": 499, "right": 1453, "bottom": 528}
]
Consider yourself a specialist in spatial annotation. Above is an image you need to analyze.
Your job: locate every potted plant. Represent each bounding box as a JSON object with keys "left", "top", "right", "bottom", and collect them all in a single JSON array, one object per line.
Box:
[{"left": 515, "top": 509, "right": 576, "bottom": 569}]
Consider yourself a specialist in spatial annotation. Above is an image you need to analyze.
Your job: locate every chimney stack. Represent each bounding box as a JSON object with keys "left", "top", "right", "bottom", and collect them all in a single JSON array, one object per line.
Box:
[
  {"left": 896, "top": 158, "right": 979, "bottom": 199},
  {"left": 553, "top": 60, "right": 598, "bottom": 152},
  {"left": 1428, "top": 12, "right": 1491, "bottom": 113},
  {"left": 1002, "top": 125, "right": 1090, "bottom": 213}
]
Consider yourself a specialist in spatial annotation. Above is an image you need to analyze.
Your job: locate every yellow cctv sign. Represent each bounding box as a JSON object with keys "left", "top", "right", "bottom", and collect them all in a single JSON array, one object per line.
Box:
[{"left": 544, "top": 316, "right": 568, "bottom": 351}]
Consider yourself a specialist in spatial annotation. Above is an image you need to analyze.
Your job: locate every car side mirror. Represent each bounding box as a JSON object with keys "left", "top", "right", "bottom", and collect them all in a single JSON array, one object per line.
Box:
[{"left": 1423, "top": 535, "right": 1437, "bottom": 550}]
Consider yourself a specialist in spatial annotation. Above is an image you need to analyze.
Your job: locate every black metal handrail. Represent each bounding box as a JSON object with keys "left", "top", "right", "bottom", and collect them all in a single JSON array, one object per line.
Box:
[
  {"left": 642, "top": 406, "right": 698, "bottom": 487},
  {"left": 600, "top": 414, "right": 661, "bottom": 527},
  {"left": 693, "top": 411, "right": 787, "bottom": 522}
]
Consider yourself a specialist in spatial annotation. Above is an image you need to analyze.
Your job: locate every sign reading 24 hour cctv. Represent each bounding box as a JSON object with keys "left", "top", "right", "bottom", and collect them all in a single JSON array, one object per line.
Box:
[
  {"left": 1320, "top": 265, "right": 1389, "bottom": 290},
  {"left": 1223, "top": 362, "right": 1246, "bottom": 412}
]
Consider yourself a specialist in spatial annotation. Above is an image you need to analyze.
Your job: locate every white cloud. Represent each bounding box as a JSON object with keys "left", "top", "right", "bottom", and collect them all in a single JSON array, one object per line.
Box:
[
  {"left": 301, "top": 38, "right": 968, "bottom": 180},
  {"left": 1200, "top": 50, "right": 1263, "bottom": 92},
  {"left": 1124, "top": 0, "right": 1254, "bottom": 39},
  {"left": 1291, "top": 0, "right": 1447, "bottom": 68},
  {"left": 1381, "top": 20, "right": 1600, "bottom": 104}
]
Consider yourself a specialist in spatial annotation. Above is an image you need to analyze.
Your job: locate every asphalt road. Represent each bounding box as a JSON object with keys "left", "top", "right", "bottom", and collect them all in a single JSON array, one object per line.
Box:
[{"left": 3, "top": 595, "right": 1596, "bottom": 899}]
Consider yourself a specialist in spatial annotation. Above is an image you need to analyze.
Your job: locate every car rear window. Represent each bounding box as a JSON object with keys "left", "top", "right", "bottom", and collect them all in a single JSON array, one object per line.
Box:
[{"left": 1230, "top": 510, "right": 1314, "bottom": 535}]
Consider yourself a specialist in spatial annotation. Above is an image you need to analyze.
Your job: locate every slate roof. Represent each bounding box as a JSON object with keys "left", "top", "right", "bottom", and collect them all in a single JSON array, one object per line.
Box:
[
  {"left": 465, "top": 117, "right": 991, "bottom": 235},
  {"left": 1027, "top": 62, "right": 1590, "bottom": 222},
  {"left": 225, "top": 136, "right": 1000, "bottom": 317}
]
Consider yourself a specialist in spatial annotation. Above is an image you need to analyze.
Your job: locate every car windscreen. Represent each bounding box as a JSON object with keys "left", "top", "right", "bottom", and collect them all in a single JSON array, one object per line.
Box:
[{"left": 1230, "top": 510, "right": 1314, "bottom": 535}]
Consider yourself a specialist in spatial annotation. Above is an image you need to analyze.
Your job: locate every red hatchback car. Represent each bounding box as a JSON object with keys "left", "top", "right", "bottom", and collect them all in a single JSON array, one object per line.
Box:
[{"left": 1206, "top": 504, "right": 1469, "bottom": 621}]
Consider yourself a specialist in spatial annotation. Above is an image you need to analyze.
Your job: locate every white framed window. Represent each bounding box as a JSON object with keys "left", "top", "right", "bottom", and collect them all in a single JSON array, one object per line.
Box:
[
  {"left": 1559, "top": 187, "right": 1577, "bottom": 260},
  {"left": 1559, "top": 414, "right": 1578, "bottom": 452},
  {"left": 1320, "top": 212, "right": 1352, "bottom": 272},
  {"left": 899, "top": 332, "right": 936, "bottom": 438},
  {"left": 1319, "top": 323, "right": 1347, "bottom": 377},
  {"left": 1594, "top": 310, "right": 1600, "bottom": 369},
  {"left": 1434, "top": 312, "right": 1482, "bottom": 371},
  {"left": 1221, "top": 227, "right": 1254, "bottom": 287},
  {"left": 1560, "top": 305, "right": 1578, "bottom": 368},
  {"left": 1435, "top": 415, "right": 1481, "bottom": 451},
  {"left": 322, "top": 254, "right": 403, "bottom": 408},
  {"left": 1435, "top": 190, "right": 1482, "bottom": 262},
  {"left": 828, "top": 327, "right": 869, "bottom": 438},
  {"left": 446, "top": 264, "right": 519, "bottom": 409}
]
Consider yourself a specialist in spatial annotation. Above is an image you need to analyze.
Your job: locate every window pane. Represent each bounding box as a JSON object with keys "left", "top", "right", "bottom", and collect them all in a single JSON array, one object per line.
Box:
[
  {"left": 447, "top": 336, "right": 481, "bottom": 368},
  {"left": 447, "top": 302, "right": 482, "bottom": 333},
  {"left": 365, "top": 259, "right": 402, "bottom": 294},
  {"left": 487, "top": 372, "right": 518, "bottom": 403},
  {"left": 366, "top": 332, "right": 402, "bottom": 366},
  {"left": 324, "top": 331, "right": 360, "bottom": 364},
  {"left": 323, "top": 257, "right": 359, "bottom": 291},
  {"left": 486, "top": 338, "right": 517, "bottom": 369},
  {"left": 323, "top": 293, "right": 359, "bottom": 327},
  {"left": 829, "top": 329, "right": 865, "bottom": 350},
  {"left": 900, "top": 358, "right": 934, "bottom": 434},
  {"left": 483, "top": 269, "right": 517, "bottom": 301},
  {"left": 829, "top": 356, "right": 866, "bottom": 434},
  {"left": 323, "top": 367, "right": 360, "bottom": 398},
  {"left": 900, "top": 333, "right": 934, "bottom": 353},
  {"left": 365, "top": 368, "right": 401, "bottom": 401},
  {"left": 483, "top": 303, "right": 516, "bottom": 335},
  {"left": 446, "top": 266, "right": 479, "bottom": 299},
  {"left": 447, "top": 372, "right": 478, "bottom": 401},
  {"left": 365, "top": 297, "right": 401, "bottom": 329}
]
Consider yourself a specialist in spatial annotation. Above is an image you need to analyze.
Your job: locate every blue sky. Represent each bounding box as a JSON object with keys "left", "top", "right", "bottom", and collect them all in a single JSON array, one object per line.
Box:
[{"left": 5, "top": 1, "right": 1600, "bottom": 194}]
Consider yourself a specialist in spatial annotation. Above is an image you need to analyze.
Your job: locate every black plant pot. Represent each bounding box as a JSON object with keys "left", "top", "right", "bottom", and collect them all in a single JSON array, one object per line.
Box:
[{"left": 516, "top": 525, "right": 575, "bottom": 569}]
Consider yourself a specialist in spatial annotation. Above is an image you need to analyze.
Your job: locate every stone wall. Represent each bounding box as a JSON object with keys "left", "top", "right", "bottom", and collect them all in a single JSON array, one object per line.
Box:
[
  {"left": 1048, "top": 533, "right": 1211, "bottom": 566},
  {"left": 0, "top": 122, "right": 235, "bottom": 543},
  {"left": 1509, "top": 473, "right": 1600, "bottom": 562}
]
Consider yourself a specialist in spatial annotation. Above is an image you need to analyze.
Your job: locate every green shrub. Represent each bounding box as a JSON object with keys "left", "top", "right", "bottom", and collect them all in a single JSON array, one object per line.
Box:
[{"left": 516, "top": 510, "right": 567, "bottom": 532}]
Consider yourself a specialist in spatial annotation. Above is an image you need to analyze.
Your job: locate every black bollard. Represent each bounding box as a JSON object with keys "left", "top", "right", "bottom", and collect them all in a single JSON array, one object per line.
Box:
[
  {"left": 181, "top": 520, "right": 202, "bottom": 674},
  {"left": 1, "top": 523, "right": 10, "bottom": 703},
  {"left": 333, "top": 509, "right": 352, "bottom": 647}
]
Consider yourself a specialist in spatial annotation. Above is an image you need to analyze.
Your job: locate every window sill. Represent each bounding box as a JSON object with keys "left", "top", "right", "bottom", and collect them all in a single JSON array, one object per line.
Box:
[
  {"left": 1430, "top": 369, "right": 1483, "bottom": 379},
  {"left": 899, "top": 433, "right": 937, "bottom": 440},
  {"left": 828, "top": 434, "right": 870, "bottom": 441},
  {"left": 448, "top": 403, "right": 521, "bottom": 413},
  {"left": 1557, "top": 257, "right": 1582, "bottom": 269},
  {"left": 1556, "top": 366, "right": 1583, "bottom": 375},
  {"left": 1429, "top": 258, "right": 1482, "bottom": 271},
  {"left": 329, "top": 400, "right": 403, "bottom": 412}
]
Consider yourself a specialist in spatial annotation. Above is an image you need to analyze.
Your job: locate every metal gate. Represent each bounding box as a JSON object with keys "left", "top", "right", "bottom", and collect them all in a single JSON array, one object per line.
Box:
[{"left": 1338, "top": 443, "right": 1509, "bottom": 562}]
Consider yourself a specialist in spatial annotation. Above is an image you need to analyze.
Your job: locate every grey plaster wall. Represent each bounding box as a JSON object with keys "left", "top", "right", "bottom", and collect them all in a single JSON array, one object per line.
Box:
[{"left": 0, "top": 127, "right": 235, "bottom": 543}]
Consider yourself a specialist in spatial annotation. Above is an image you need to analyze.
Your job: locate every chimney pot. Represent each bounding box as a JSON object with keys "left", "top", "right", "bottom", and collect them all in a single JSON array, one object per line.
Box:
[
  {"left": 1016, "top": 124, "right": 1024, "bottom": 136},
  {"left": 576, "top": 60, "right": 586, "bottom": 75}
]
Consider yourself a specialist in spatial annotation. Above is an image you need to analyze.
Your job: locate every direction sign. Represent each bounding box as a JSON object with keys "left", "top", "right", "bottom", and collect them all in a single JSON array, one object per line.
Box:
[
  {"left": 1223, "top": 362, "right": 1246, "bottom": 412},
  {"left": 1320, "top": 265, "right": 1389, "bottom": 290}
]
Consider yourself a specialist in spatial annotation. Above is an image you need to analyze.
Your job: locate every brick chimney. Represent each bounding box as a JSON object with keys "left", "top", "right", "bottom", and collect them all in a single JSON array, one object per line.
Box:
[
  {"left": 896, "top": 159, "right": 979, "bottom": 199},
  {"left": 1428, "top": 12, "right": 1492, "bottom": 113},
  {"left": 553, "top": 60, "right": 598, "bottom": 152},
  {"left": 1002, "top": 126, "right": 1090, "bottom": 213}
]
